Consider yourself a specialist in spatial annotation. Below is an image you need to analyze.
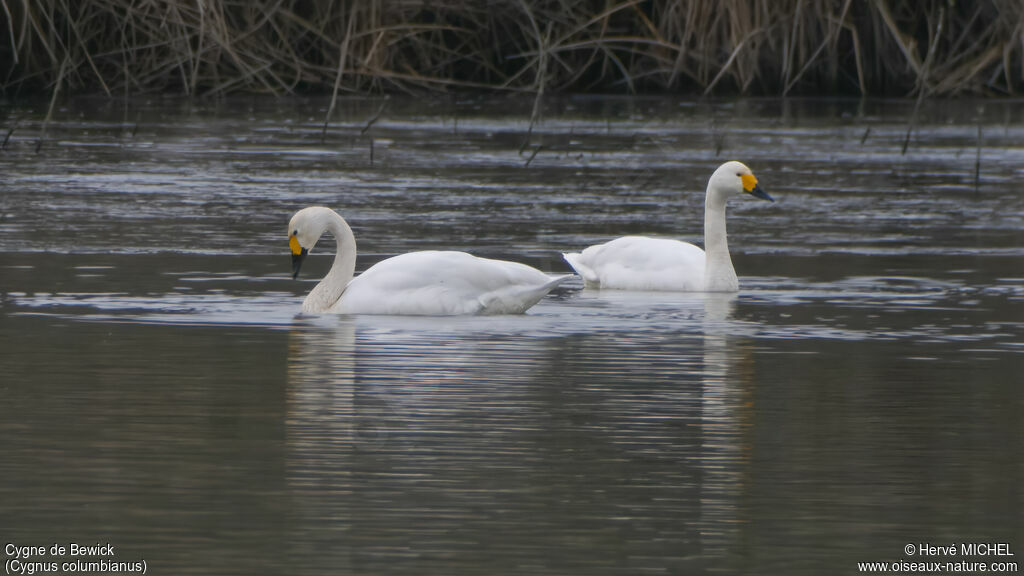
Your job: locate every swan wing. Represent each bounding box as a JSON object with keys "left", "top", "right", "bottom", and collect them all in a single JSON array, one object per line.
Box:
[
  {"left": 332, "top": 251, "right": 569, "bottom": 315},
  {"left": 563, "top": 236, "right": 705, "bottom": 291}
]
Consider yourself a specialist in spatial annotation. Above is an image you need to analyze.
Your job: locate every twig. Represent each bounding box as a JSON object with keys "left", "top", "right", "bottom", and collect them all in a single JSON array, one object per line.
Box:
[
  {"left": 704, "top": 31, "right": 760, "bottom": 95},
  {"left": 524, "top": 145, "right": 544, "bottom": 167},
  {"left": 321, "top": 4, "right": 356, "bottom": 143},
  {"left": 785, "top": 0, "right": 853, "bottom": 95},
  {"left": 60, "top": 0, "right": 110, "bottom": 96},
  {"left": 519, "top": 3, "right": 550, "bottom": 154},
  {"left": 360, "top": 100, "right": 387, "bottom": 135},
  {"left": 902, "top": 6, "right": 945, "bottom": 155},
  {"left": 782, "top": 0, "right": 805, "bottom": 92},
  {"left": 974, "top": 125, "right": 982, "bottom": 194},
  {"left": 37, "top": 56, "right": 69, "bottom": 153},
  {"left": 874, "top": 0, "right": 923, "bottom": 76},
  {"left": 835, "top": 16, "right": 867, "bottom": 95},
  {"left": 1, "top": 0, "right": 18, "bottom": 66},
  {"left": 2, "top": 125, "right": 14, "bottom": 150}
]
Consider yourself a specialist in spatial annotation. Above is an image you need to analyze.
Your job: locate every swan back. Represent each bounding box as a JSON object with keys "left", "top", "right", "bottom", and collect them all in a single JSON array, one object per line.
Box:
[
  {"left": 335, "top": 251, "right": 570, "bottom": 315},
  {"left": 564, "top": 237, "right": 705, "bottom": 291}
]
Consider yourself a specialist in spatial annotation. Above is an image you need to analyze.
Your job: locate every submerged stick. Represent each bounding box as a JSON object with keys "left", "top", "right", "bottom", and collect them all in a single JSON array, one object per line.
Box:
[
  {"left": 524, "top": 145, "right": 544, "bottom": 167},
  {"left": 974, "top": 125, "right": 982, "bottom": 193},
  {"left": 900, "top": 117, "right": 914, "bottom": 155},
  {"left": 1, "top": 124, "right": 14, "bottom": 150},
  {"left": 706, "top": 103, "right": 725, "bottom": 156},
  {"left": 360, "top": 101, "right": 387, "bottom": 135}
]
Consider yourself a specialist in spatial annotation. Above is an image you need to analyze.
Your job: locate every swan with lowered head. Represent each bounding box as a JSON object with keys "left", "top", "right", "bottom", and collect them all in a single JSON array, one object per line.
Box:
[
  {"left": 562, "top": 161, "right": 773, "bottom": 292},
  {"left": 289, "top": 206, "right": 570, "bottom": 315}
]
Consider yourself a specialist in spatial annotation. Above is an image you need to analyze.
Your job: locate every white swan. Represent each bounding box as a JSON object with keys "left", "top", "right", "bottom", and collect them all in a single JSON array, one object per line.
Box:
[
  {"left": 289, "top": 206, "right": 570, "bottom": 315},
  {"left": 562, "top": 161, "right": 773, "bottom": 292}
]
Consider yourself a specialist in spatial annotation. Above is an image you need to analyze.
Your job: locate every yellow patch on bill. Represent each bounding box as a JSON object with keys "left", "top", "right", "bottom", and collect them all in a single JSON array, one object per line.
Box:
[
  {"left": 289, "top": 235, "right": 302, "bottom": 255},
  {"left": 741, "top": 173, "right": 758, "bottom": 192}
]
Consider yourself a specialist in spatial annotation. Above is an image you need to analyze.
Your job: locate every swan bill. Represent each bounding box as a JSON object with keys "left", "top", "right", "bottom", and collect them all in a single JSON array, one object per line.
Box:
[
  {"left": 292, "top": 248, "right": 308, "bottom": 280},
  {"left": 741, "top": 173, "right": 773, "bottom": 202},
  {"left": 748, "top": 183, "right": 774, "bottom": 202}
]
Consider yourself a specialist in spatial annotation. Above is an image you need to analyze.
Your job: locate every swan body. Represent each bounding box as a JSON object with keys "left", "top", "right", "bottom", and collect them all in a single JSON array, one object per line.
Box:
[
  {"left": 564, "top": 236, "right": 707, "bottom": 291},
  {"left": 289, "top": 206, "right": 569, "bottom": 315},
  {"left": 563, "top": 161, "right": 773, "bottom": 292}
]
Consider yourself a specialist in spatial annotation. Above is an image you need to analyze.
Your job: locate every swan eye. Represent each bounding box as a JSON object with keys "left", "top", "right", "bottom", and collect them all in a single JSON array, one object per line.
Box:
[
  {"left": 292, "top": 230, "right": 298, "bottom": 236},
  {"left": 735, "top": 172, "right": 742, "bottom": 177}
]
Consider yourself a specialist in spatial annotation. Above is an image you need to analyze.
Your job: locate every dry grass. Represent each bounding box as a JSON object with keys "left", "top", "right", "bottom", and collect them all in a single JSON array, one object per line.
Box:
[{"left": 2, "top": 0, "right": 1022, "bottom": 97}]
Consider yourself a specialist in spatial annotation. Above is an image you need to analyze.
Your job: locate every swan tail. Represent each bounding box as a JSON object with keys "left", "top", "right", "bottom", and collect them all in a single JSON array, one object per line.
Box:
[
  {"left": 540, "top": 273, "right": 573, "bottom": 293},
  {"left": 562, "top": 252, "right": 600, "bottom": 288},
  {"left": 479, "top": 274, "right": 571, "bottom": 315}
]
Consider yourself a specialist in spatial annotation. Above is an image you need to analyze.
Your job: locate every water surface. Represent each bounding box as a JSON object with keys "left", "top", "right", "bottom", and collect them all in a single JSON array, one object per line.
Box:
[{"left": 1, "top": 96, "right": 1021, "bottom": 575}]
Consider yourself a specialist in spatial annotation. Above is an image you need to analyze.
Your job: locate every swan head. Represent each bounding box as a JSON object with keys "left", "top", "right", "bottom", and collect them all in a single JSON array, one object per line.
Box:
[
  {"left": 709, "top": 161, "right": 773, "bottom": 202},
  {"left": 288, "top": 206, "right": 331, "bottom": 280}
]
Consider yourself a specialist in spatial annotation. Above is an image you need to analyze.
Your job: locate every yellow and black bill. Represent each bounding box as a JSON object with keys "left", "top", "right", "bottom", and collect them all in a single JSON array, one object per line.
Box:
[
  {"left": 741, "top": 173, "right": 774, "bottom": 202},
  {"left": 290, "top": 235, "right": 308, "bottom": 280}
]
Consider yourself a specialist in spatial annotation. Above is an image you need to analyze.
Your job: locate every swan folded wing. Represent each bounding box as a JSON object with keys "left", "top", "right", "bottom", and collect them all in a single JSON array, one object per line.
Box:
[
  {"left": 333, "top": 251, "right": 565, "bottom": 315},
  {"left": 568, "top": 236, "right": 706, "bottom": 291}
]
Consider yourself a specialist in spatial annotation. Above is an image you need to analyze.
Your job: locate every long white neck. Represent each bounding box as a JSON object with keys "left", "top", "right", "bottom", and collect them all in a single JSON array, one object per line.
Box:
[
  {"left": 302, "top": 210, "right": 357, "bottom": 313},
  {"left": 703, "top": 186, "right": 738, "bottom": 292}
]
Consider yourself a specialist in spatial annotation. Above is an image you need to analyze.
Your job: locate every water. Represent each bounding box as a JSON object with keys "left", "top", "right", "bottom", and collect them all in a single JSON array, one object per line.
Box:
[{"left": 1, "top": 96, "right": 1022, "bottom": 575}]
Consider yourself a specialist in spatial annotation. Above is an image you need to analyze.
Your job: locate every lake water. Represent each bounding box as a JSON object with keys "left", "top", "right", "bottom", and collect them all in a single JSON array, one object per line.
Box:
[{"left": 1, "top": 96, "right": 1021, "bottom": 575}]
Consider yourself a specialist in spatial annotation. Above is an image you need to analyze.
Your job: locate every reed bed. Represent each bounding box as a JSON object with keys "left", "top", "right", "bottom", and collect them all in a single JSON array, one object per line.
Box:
[{"left": 2, "top": 0, "right": 1022, "bottom": 97}]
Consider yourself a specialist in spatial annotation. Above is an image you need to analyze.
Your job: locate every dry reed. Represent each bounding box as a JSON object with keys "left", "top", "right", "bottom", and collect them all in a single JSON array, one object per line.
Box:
[{"left": 1, "top": 0, "right": 1022, "bottom": 97}]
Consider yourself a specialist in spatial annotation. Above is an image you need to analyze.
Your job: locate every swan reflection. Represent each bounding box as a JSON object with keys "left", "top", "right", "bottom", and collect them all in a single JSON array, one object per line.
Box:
[
  {"left": 699, "top": 293, "right": 753, "bottom": 561},
  {"left": 284, "top": 297, "right": 754, "bottom": 570}
]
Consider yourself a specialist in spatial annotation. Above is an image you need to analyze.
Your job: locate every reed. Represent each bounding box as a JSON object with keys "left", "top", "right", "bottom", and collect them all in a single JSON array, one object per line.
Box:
[{"left": 1, "top": 0, "right": 1022, "bottom": 97}]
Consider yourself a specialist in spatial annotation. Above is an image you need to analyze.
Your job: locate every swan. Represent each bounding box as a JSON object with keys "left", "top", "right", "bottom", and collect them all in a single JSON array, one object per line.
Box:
[
  {"left": 562, "top": 161, "right": 773, "bottom": 292},
  {"left": 288, "top": 206, "right": 570, "bottom": 315}
]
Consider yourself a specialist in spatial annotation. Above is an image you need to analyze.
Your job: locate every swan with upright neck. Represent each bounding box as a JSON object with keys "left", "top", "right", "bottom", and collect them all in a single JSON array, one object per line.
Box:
[
  {"left": 562, "top": 161, "right": 773, "bottom": 292},
  {"left": 289, "top": 207, "right": 569, "bottom": 315}
]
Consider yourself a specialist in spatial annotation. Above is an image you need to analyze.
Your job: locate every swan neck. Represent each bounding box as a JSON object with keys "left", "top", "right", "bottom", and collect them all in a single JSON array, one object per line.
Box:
[
  {"left": 703, "top": 186, "right": 737, "bottom": 291},
  {"left": 325, "top": 213, "right": 357, "bottom": 286},
  {"left": 304, "top": 210, "right": 356, "bottom": 312}
]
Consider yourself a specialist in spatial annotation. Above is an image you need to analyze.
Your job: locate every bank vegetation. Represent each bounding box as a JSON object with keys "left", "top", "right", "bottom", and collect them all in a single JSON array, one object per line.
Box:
[{"left": 2, "top": 0, "right": 1022, "bottom": 97}]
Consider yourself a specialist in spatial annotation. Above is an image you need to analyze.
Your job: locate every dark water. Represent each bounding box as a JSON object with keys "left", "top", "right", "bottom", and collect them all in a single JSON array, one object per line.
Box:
[{"left": 1, "top": 96, "right": 1022, "bottom": 575}]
